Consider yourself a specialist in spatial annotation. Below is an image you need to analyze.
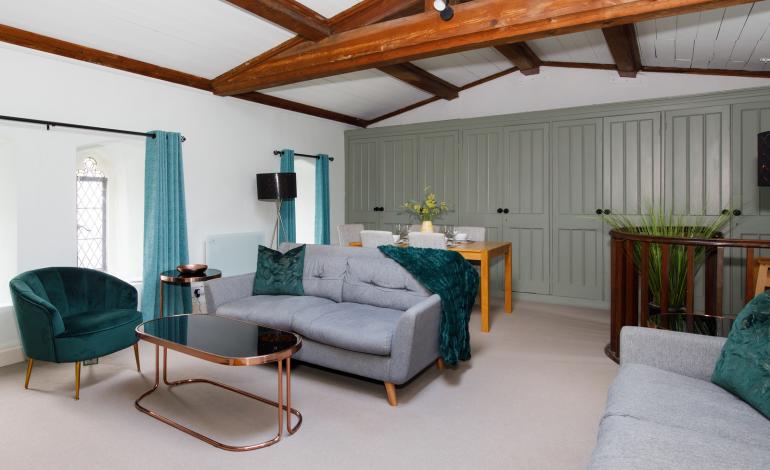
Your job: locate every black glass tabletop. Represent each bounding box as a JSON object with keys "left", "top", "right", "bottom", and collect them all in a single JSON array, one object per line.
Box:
[
  {"left": 136, "top": 314, "right": 301, "bottom": 365},
  {"left": 160, "top": 269, "right": 222, "bottom": 283}
]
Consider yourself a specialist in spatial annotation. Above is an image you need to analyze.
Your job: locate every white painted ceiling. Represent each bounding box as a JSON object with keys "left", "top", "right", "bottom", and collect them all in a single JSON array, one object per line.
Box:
[
  {"left": 1, "top": 0, "right": 768, "bottom": 121},
  {"left": 636, "top": 1, "right": 770, "bottom": 70}
]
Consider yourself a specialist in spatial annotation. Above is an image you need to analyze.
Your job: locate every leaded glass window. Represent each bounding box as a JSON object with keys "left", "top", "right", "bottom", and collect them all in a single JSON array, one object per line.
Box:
[{"left": 76, "top": 157, "right": 107, "bottom": 270}]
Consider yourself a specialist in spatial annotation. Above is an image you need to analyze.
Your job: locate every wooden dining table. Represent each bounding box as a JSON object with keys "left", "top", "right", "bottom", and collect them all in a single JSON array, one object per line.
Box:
[{"left": 348, "top": 241, "right": 512, "bottom": 332}]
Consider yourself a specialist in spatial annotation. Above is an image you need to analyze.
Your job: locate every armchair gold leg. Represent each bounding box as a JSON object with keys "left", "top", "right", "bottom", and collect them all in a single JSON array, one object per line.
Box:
[
  {"left": 436, "top": 358, "right": 445, "bottom": 370},
  {"left": 384, "top": 382, "right": 397, "bottom": 407},
  {"left": 24, "top": 359, "right": 34, "bottom": 389},
  {"left": 74, "top": 362, "right": 81, "bottom": 400},
  {"left": 133, "top": 343, "right": 141, "bottom": 372}
]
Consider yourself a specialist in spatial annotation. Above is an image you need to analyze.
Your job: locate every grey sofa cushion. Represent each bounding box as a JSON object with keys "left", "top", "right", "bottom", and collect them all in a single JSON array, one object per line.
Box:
[
  {"left": 589, "top": 415, "right": 770, "bottom": 470},
  {"left": 292, "top": 302, "right": 403, "bottom": 356},
  {"left": 342, "top": 257, "right": 431, "bottom": 311},
  {"left": 302, "top": 254, "right": 346, "bottom": 302},
  {"left": 215, "top": 295, "right": 335, "bottom": 331},
  {"left": 606, "top": 364, "right": 770, "bottom": 451}
]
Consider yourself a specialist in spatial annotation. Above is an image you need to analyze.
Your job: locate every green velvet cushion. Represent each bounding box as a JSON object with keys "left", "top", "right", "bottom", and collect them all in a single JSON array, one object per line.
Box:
[
  {"left": 712, "top": 291, "right": 770, "bottom": 419},
  {"left": 252, "top": 245, "right": 305, "bottom": 296}
]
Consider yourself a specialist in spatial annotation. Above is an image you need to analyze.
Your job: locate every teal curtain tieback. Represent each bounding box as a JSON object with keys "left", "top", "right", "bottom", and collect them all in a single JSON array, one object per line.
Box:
[
  {"left": 141, "top": 131, "right": 191, "bottom": 320},
  {"left": 279, "top": 149, "right": 296, "bottom": 244},
  {"left": 315, "top": 154, "right": 331, "bottom": 244}
]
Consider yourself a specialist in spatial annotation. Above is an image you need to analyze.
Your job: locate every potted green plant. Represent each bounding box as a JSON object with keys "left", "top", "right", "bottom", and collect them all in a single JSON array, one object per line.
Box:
[
  {"left": 602, "top": 207, "right": 731, "bottom": 334},
  {"left": 402, "top": 187, "right": 450, "bottom": 232}
]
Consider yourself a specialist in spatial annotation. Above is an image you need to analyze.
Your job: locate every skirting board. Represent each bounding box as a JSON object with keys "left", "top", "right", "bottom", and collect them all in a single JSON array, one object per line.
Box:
[{"left": 0, "top": 345, "right": 24, "bottom": 367}]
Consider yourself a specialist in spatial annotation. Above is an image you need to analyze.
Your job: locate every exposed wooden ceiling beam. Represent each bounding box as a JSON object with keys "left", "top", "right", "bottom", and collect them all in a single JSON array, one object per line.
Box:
[
  {"left": 224, "top": 0, "right": 330, "bottom": 40},
  {"left": 540, "top": 60, "right": 770, "bottom": 79},
  {"left": 378, "top": 62, "right": 459, "bottom": 99},
  {"left": 331, "top": 0, "right": 423, "bottom": 33},
  {"left": 0, "top": 23, "right": 365, "bottom": 127},
  {"left": 495, "top": 43, "right": 542, "bottom": 75},
  {"left": 238, "top": 92, "right": 368, "bottom": 127},
  {"left": 640, "top": 65, "right": 770, "bottom": 79},
  {"left": 602, "top": 24, "right": 641, "bottom": 77},
  {"left": 363, "top": 66, "right": 519, "bottom": 126},
  {"left": 0, "top": 23, "right": 211, "bottom": 91},
  {"left": 213, "top": 0, "right": 755, "bottom": 96},
  {"left": 218, "top": 0, "right": 457, "bottom": 100}
]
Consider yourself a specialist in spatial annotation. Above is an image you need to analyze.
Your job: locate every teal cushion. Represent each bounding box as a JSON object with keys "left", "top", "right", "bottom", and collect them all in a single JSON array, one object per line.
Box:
[
  {"left": 712, "top": 291, "right": 770, "bottom": 419},
  {"left": 253, "top": 245, "right": 305, "bottom": 296}
]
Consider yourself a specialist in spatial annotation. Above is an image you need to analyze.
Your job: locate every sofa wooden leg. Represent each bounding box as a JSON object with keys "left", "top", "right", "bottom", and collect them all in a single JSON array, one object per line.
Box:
[
  {"left": 133, "top": 343, "right": 141, "bottom": 372},
  {"left": 436, "top": 358, "right": 445, "bottom": 370},
  {"left": 74, "top": 362, "right": 81, "bottom": 400},
  {"left": 24, "top": 358, "right": 34, "bottom": 389},
  {"left": 384, "top": 382, "right": 397, "bottom": 407}
]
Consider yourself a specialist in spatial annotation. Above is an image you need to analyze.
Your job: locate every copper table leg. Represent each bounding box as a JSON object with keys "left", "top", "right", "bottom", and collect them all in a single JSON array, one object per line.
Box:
[{"left": 135, "top": 343, "right": 302, "bottom": 451}]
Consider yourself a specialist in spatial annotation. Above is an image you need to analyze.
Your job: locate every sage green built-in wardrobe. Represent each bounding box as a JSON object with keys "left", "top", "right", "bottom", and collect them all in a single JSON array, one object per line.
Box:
[{"left": 345, "top": 87, "right": 770, "bottom": 310}]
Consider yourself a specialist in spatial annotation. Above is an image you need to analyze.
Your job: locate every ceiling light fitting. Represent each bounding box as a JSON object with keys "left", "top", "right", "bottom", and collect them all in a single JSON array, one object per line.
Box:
[{"left": 433, "top": 0, "right": 454, "bottom": 21}]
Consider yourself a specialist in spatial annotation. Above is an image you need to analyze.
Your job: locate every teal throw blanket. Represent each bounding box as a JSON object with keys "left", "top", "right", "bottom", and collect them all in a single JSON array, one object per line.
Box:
[{"left": 379, "top": 246, "right": 480, "bottom": 365}]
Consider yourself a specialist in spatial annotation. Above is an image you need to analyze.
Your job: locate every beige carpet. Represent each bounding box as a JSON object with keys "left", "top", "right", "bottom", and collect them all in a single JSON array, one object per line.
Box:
[{"left": 0, "top": 300, "right": 617, "bottom": 470}]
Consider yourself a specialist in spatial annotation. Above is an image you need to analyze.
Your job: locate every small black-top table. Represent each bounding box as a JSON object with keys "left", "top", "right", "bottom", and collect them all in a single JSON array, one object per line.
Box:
[
  {"left": 158, "top": 268, "right": 222, "bottom": 318},
  {"left": 156, "top": 269, "right": 222, "bottom": 389}
]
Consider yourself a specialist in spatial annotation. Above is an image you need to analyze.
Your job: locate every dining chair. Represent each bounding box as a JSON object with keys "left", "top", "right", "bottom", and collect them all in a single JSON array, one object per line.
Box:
[
  {"left": 338, "top": 224, "right": 365, "bottom": 246},
  {"left": 361, "top": 230, "right": 395, "bottom": 247},
  {"left": 408, "top": 232, "right": 447, "bottom": 249},
  {"left": 454, "top": 226, "right": 486, "bottom": 241}
]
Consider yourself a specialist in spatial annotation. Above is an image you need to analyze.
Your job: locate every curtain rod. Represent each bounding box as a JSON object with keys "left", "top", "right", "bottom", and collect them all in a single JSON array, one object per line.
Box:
[
  {"left": 0, "top": 114, "right": 187, "bottom": 142},
  {"left": 273, "top": 150, "right": 334, "bottom": 161}
]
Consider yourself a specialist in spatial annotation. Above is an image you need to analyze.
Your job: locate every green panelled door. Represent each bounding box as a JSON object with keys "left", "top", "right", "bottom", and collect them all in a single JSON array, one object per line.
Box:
[
  {"left": 502, "top": 123, "right": 551, "bottom": 295},
  {"left": 551, "top": 119, "right": 605, "bottom": 300},
  {"left": 346, "top": 138, "right": 381, "bottom": 229}
]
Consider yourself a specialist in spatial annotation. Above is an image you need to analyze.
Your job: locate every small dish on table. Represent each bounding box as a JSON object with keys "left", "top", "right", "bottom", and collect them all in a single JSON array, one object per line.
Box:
[{"left": 177, "top": 264, "right": 208, "bottom": 275}]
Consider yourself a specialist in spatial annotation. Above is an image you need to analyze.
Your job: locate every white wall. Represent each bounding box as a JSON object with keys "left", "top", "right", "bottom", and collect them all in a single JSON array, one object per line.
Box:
[
  {"left": 372, "top": 66, "right": 770, "bottom": 127},
  {"left": 0, "top": 43, "right": 349, "bottom": 365}
]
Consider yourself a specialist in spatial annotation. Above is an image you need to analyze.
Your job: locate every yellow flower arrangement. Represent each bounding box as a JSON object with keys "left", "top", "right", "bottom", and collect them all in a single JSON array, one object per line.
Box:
[{"left": 402, "top": 187, "right": 450, "bottom": 222}]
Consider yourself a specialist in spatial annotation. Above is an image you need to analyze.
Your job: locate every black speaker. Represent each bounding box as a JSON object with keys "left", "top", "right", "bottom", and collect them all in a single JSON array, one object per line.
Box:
[{"left": 760, "top": 131, "right": 770, "bottom": 187}]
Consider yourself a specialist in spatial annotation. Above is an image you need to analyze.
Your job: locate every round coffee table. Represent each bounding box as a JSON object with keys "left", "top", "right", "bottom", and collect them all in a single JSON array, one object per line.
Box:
[{"left": 135, "top": 314, "right": 302, "bottom": 451}]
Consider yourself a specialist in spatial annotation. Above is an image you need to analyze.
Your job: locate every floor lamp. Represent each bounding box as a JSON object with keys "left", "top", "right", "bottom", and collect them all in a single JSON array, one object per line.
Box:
[{"left": 256, "top": 172, "right": 297, "bottom": 248}]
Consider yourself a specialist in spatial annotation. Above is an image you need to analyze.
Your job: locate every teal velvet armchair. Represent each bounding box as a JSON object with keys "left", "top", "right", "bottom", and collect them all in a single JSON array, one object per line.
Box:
[{"left": 9, "top": 267, "right": 143, "bottom": 399}]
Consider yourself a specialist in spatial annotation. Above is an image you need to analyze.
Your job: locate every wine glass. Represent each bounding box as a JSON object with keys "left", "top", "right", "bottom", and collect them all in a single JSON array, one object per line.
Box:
[{"left": 446, "top": 225, "right": 456, "bottom": 241}]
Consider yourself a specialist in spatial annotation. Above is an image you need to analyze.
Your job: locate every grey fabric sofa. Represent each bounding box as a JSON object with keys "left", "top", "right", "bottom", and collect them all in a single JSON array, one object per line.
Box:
[
  {"left": 589, "top": 326, "right": 770, "bottom": 470},
  {"left": 204, "top": 243, "right": 443, "bottom": 406}
]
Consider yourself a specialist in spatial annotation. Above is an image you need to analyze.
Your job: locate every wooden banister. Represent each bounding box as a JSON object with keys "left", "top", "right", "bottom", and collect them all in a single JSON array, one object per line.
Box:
[{"left": 606, "top": 230, "right": 770, "bottom": 363}]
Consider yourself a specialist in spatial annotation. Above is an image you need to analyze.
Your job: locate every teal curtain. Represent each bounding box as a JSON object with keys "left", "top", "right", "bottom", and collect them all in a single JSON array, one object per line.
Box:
[
  {"left": 141, "top": 131, "right": 191, "bottom": 320},
  {"left": 314, "top": 154, "right": 331, "bottom": 244},
  {"left": 279, "top": 149, "right": 296, "bottom": 244}
]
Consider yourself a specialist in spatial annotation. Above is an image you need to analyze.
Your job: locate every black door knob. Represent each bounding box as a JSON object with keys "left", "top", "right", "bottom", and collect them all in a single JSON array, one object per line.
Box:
[
  {"left": 503, "top": 208, "right": 510, "bottom": 214},
  {"left": 497, "top": 208, "right": 503, "bottom": 213},
  {"left": 596, "top": 209, "right": 603, "bottom": 215},
  {"left": 733, "top": 209, "right": 742, "bottom": 216},
  {"left": 721, "top": 209, "right": 729, "bottom": 215},
  {"left": 603, "top": 209, "right": 611, "bottom": 215}
]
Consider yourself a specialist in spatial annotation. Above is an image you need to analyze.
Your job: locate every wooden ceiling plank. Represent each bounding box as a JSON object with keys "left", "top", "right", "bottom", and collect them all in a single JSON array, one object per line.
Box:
[
  {"left": 495, "top": 43, "right": 542, "bottom": 75},
  {"left": 218, "top": 0, "right": 459, "bottom": 100},
  {"left": 0, "top": 23, "right": 365, "bottom": 127},
  {"left": 602, "top": 24, "right": 642, "bottom": 77},
  {"left": 213, "top": 0, "right": 755, "bottom": 95},
  {"left": 224, "top": 0, "right": 330, "bottom": 41}
]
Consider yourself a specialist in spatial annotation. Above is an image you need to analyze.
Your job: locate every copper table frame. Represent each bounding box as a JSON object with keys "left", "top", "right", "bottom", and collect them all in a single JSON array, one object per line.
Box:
[{"left": 134, "top": 314, "right": 303, "bottom": 452}]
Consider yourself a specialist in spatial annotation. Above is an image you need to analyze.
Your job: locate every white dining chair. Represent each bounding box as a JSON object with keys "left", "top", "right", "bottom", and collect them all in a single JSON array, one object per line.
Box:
[
  {"left": 360, "top": 230, "right": 395, "bottom": 248},
  {"left": 338, "top": 224, "right": 364, "bottom": 246},
  {"left": 454, "top": 226, "right": 486, "bottom": 241},
  {"left": 409, "top": 224, "right": 437, "bottom": 233},
  {"left": 408, "top": 232, "right": 447, "bottom": 249}
]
